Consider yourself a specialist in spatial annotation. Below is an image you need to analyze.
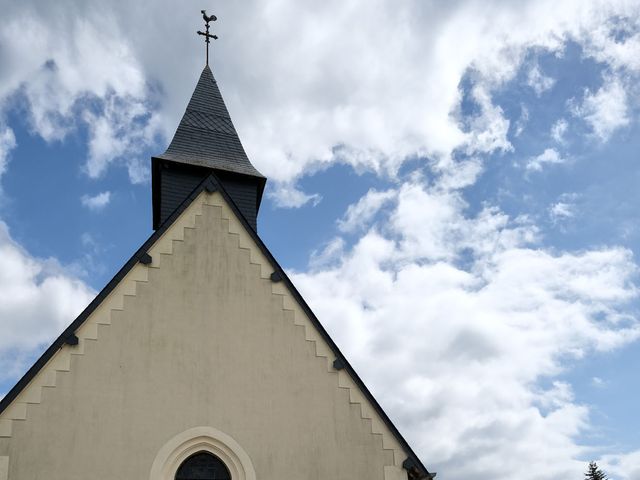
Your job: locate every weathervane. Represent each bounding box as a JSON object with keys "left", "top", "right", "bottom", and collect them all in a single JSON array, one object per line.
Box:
[{"left": 197, "top": 10, "right": 218, "bottom": 66}]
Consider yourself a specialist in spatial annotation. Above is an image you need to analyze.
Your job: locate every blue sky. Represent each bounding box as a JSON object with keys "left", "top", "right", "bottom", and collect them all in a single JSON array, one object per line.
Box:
[{"left": 1, "top": 2, "right": 640, "bottom": 479}]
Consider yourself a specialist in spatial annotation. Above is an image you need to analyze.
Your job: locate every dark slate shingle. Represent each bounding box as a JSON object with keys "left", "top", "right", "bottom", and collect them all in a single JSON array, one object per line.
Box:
[{"left": 157, "top": 66, "right": 265, "bottom": 180}]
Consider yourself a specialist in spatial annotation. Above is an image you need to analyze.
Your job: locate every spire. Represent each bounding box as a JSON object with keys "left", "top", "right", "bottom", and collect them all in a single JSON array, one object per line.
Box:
[
  {"left": 152, "top": 66, "right": 266, "bottom": 231},
  {"left": 157, "top": 65, "right": 264, "bottom": 180}
]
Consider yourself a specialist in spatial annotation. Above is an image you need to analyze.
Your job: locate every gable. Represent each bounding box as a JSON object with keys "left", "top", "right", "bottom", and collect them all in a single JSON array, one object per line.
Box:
[{"left": 0, "top": 176, "right": 432, "bottom": 480}]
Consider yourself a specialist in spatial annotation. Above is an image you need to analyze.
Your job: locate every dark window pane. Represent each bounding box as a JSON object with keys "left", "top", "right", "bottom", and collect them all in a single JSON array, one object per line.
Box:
[{"left": 175, "top": 452, "right": 231, "bottom": 480}]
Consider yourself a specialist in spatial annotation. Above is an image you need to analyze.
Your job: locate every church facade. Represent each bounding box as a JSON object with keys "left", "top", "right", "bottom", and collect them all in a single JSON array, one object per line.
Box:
[{"left": 0, "top": 54, "right": 433, "bottom": 479}]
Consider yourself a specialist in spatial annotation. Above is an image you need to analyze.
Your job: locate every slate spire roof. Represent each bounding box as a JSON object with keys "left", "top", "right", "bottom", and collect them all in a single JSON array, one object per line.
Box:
[
  {"left": 151, "top": 65, "right": 266, "bottom": 230},
  {"left": 156, "top": 65, "right": 265, "bottom": 180}
]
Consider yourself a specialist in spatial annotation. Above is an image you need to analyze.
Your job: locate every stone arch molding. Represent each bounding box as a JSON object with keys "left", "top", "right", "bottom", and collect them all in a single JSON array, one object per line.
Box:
[{"left": 150, "top": 426, "right": 257, "bottom": 480}]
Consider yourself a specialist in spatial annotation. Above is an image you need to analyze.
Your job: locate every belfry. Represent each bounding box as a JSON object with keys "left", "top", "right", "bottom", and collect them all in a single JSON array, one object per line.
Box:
[{"left": 0, "top": 12, "right": 434, "bottom": 480}]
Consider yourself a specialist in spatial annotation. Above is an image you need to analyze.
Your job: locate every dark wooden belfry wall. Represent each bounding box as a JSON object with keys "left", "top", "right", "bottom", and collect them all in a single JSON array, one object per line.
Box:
[{"left": 152, "top": 159, "right": 260, "bottom": 231}]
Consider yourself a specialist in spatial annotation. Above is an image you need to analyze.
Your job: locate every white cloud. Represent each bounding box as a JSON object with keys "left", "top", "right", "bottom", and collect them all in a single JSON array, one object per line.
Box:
[
  {"left": 219, "top": 0, "right": 640, "bottom": 186},
  {"left": 527, "top": 64, "right": 556, "bottom": 95},
  {"left": 0, "top": 0, "right": 638, "bottom": 194},
  {"left": 550, "top": 193, "right": 580, "bottom": 224},
  {"left": 550, "top": 202, "right": 575, "bottom": 222},
  {"left": 309, "top": 237, "right": 346, "bottom": 271},
  {"left": 337, "top": 189, "right": 396, "bottom": 233},
  {"left": 267, "top": 183, "right": 321, "bottom": 209},
  {"left": 0, "top": 222, "right": 95, "bottom": 384},
  {"left": 126, "top": 158, "right": 150, "bottom": 184},
  {"left": 574, "top": 76, "right": 630, "bottom": 142},
  {"left": 82, "top": 95, "right": 157, "bottom": 181},
  {"left": 582, "top": 16, "right": 640, "bottom": 73},
  {"left": 526, "top": 148, "right": 568, "bottom": 172},
  {"left": 0, "top": 125, "right": 16, "bottom": 178},
  {"left": 602, "top": 450, "right": 640, "bottom": 480},
  {"left": 81, "top": 191, "right": 111, "bottom": 211},
  {"left": 464, "top": 85, "right": 513, "bottom": 155},
  {"left": 437, "top": 158, "right": 484, "bottom": 190},
  {"left": 551, "top": 119, "right": 569, "bottom": 144},
  {"left": 514, "top": 105, "right": 530, "bottom": 137},
  {"left": 292, "top": 176, "right": 640, "bottom": 479},
  {"left": 0, "top": 7, "right": 160, "bottom": 181}
]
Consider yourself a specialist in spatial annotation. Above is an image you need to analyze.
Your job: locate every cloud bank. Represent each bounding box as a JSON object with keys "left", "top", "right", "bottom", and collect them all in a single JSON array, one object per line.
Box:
[
  {"left": 293, "top": 171, "right": 640, "bottom": 479},
  {"left": 0, "top": 1, "right": 638, "bottom": 196},
  {"left": 0, "top": 222, "right": 94, "bottom": 384}
]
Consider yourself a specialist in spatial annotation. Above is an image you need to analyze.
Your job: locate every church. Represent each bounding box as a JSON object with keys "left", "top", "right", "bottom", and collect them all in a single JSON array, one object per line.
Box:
[{"left": 0, "top": 14, "right": 434, "bottom": 480}]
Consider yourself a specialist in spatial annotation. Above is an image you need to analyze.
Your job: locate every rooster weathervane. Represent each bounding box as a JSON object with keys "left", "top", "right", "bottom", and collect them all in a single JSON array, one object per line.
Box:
[{"left": 197, "top": 10, "right": 218, "bottom": 66}]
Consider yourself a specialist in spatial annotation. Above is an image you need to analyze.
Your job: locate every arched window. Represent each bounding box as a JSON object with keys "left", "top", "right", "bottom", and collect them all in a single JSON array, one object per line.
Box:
[
  {"left": 150, "top": 426, "right": 255, "bottom": 480},
  {"left": 175, "top": 452, "right": 231, "bottom": 480}
]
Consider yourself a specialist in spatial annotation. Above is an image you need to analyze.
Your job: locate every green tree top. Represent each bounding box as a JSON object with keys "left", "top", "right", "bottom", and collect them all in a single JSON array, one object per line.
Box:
[{"left": 585, "top": 461, "right": 608, "bottom": 480}]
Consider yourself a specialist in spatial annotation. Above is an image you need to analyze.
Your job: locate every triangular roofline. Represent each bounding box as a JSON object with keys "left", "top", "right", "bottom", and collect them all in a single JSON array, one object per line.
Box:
[{"left": 0, "top": 174, "right": 434, "bottom": 480}]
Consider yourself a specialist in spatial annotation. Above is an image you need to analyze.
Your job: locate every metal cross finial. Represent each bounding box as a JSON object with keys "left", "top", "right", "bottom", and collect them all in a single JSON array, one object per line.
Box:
[{"left": 197, "top": 10, "right": 218, "bottom": 66}]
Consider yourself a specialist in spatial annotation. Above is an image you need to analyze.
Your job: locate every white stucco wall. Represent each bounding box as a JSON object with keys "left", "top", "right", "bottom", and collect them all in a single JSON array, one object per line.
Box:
[{"left": 0, "top": 191, "right": 407, "bottom": 480}]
